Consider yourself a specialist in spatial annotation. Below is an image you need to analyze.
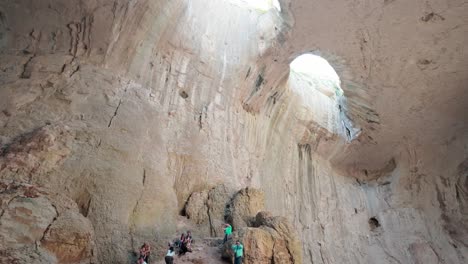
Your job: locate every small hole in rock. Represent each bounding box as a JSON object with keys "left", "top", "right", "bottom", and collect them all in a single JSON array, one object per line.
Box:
[
  {"left": 179, "top": 90, "right": 189, "bottom": 99},
  {"left": 369, "top": 217, "right": 380, "bottom": 230}
]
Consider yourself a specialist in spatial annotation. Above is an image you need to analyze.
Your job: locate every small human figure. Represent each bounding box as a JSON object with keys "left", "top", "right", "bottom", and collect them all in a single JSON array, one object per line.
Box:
[
  {"left": 223, "top": 223, "right": 232, "bottom": 243},
  {"left": 179, "top": 240, "right": 188, "bottom": 256},
  {"left": 186, "top": 230, "right": 193, "bottom": 250},
  {"left": 139, "top": 242, "right": 151, "bottom": 263},
  {"left": 179, "top": 237, "right": 193, "bottom": 256},
  {"left": 165, "top": 246, "right": 175, "bottom": 264},
  {"left": 231, "top": 240, "right": 244, "bottom": 264},
  {"left": 179, "top": 232, "right": 186, "bottom": 245}
]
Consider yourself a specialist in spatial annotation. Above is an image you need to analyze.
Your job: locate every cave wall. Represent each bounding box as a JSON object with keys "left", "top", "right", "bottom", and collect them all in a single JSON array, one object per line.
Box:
[{"left": 1, "top": 0, "right": 467, "bottom": 263}]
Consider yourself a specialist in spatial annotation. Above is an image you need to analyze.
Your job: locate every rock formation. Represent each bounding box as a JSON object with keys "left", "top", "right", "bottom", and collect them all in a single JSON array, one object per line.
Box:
[
  {"left": 226, "top": 187, "right": 265, "bottom": 229},
  {"left": 0, "top": 0, "right": 467, "bottom": 263},
  {"left": 222, "top": 211, "right": 302, "bottom": 264},
  {"left": 185, "top": 185, "right": 264, "bottom": 236},
  {"left": 185, "top": 184, "right": 234, "bottom": 236},
  {"left": 0, "top": 181, "right": 96, "bottom": 263}
]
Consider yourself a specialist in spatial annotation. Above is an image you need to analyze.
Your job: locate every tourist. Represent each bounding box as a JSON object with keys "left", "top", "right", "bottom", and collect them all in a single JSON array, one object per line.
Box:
[
  {"left": 179, "top": 232, "right": 186, "bottom": 245},
  {"left": 139, "top": 242, "right": 151, "bottom": 263},
  {"left": 223, "top": 223, "right": 232, "bottom": 243},
  {"left": 186, "top": 230, "right": 193, "bottom": 249},
  {"left": 165, "top": 246, "right": 175, "bottom": 264},
  {"left": 231, "top": 240, "right": 243, "bottom": 264},
  {"left": 179, "top": 235, "right": 194, "bottom": 256}
]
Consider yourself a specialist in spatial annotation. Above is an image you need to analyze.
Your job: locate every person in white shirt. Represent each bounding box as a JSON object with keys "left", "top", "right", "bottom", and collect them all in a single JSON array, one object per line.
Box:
[{"left": 165, "top": 246, "right": 175, "bottom": 264}]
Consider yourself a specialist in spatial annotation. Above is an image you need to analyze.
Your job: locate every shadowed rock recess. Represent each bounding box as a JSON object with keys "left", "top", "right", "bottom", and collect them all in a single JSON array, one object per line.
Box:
[{"left": 0, "top": 0, "right": 467, "bottom": 263}]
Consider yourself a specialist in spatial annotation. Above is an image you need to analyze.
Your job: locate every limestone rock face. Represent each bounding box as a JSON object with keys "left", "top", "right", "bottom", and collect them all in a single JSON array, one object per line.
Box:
[
  {"left": 1, "top": 0, "right": 467, "bottom": 263},
  {"left": 41, "top": 210, "right": 95, "bottom": 264},
  {"left": 227, "top": 188, "right": 265, "bottom": 229},
  {"left": 206, "top": 185, "right": 235, "bottom": 236},
  {"left": 185, "top": 190, "right": 209, "bottom": 225},
  {"left": 0, "top": 124, "right": 73, "bottom": 183},
  {"left": 1, "top": 195, "right": 57, "bottom": 248},
  {"left": 0, "top": 182, "right": 96, "bottom": 264},
  {"left": 185, "top": 185, "right": 249, "bottom": 236}
]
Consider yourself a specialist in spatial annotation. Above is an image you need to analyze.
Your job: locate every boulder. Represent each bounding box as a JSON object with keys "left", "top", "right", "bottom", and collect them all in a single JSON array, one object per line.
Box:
[
  {"left": 185, "top": 184, "right": 233, "bottom": 236},
  {"left": 185, "top": 190, "right": 209, "bottom": 224},
  {"left": 226, "top": 188, "right": 265, "bottom": 229},
  {"left": 223, "top": 211, "right": 302, "bottom": 264},
  {"left": 254, "top": 211, "right": 274, "bottom": 227},
  {"left": 206, "top": 184, "right": 233, "bottom": 236},
  {"left": 41, "top": 210, "right": 95, "bottom": 264},
  {"left": 0, "top": 181, "right": 96, "bottom": 264}
]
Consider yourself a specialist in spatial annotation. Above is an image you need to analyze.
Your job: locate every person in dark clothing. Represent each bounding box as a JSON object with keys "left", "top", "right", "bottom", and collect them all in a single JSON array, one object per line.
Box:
[{"left": 179, "top": 239, "right": 188, "bottom": 256}]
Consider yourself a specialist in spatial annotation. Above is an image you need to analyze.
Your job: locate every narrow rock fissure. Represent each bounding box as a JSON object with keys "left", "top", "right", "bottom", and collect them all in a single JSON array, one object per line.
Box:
[
  {"left": 20, "top": 55, "right": 35, "bottom": 79},
  {"left": 39, "top": 203, "right": 59, "bottom": 244},
  {"left": 107, "top": 99, "right": 122, "bottom": 128}
]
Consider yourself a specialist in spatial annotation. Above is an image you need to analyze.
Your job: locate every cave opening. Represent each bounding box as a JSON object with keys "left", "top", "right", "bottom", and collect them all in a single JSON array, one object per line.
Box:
[
  {"left": 289, "top": 53, "right": 343, "bottom": 100},
  {"left": 288, "top": 53, "right": 345, "bottom": 135},
  {"left": 288, "top": 53, "right": 362, "bottom": 141},
  {"left": 369, "top": 217, "right": 381, "bottom": 230}
]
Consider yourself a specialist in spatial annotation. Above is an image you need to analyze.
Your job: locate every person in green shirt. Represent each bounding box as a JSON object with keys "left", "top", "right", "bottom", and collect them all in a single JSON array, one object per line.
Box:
[
  {"left": 223, "top": 223, "right": 232, "bottom": 243},
  {"left": 231, "top": 240, "right": 243, "bottom": 264}
]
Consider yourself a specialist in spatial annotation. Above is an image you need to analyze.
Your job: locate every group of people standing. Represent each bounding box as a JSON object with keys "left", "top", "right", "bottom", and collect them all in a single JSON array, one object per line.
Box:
[
  {"left": 164, "top": 230, "right": 193, "bottom": 263},
  {"left": 134, "top": 231, "right": 193, "bottom": 264},
  {"left": 134, "top": 226, "right": 243, "bottom": 264},
  {"left": 174, "top": 231, "right": 193, "bottom": 256}
]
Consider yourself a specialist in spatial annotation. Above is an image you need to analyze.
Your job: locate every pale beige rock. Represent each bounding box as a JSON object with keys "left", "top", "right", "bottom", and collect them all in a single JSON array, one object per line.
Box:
[
  {"left": 0, "top": 0, "right": 467, "bottom": 263},
  {"left": 227, "top": 187, "right": 265, "bottom": 229},
  {"left": 0, "top": 124, "right": 73, "bottom": 183},
  {"left": 185, "top": 190, "right": 209, "bottom": 225},
  {"left": 0, "top": 182, "right": 96, "bottom": 264},
  {"left": 185, "top": 184, "right": 241, "bottom": 236},
  {"left": 0, "top": 196, "right": 57, "bottom": 248},
  {"left": 41, "top": 210, "right": 95, "bottom": 264},
  {"left": 223, "top": 212, "right": 302, "bottom": 264},
  {"left": 206, "top": 184, "right": 235, "bottom": 236}
]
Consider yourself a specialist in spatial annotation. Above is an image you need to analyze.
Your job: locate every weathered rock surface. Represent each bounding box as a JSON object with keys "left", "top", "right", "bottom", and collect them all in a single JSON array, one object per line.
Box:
[
  {"left": 186, "top": 185, "right": 255, "bottom": 236},
  {"left": 185, "top": 190, "right": 209, "bottom": 225},
  {"left": 223, "top": 211, "right": 302, "bottom": 264},
  {"left": 226, "top": 187, "right": 265, "bottom": 229},
  {"left": 0, "top": 0, "right": 467, "bottom": 263},
  {"left": 41, "top": 210, "right": 95, "bottom": 264},
  {"left": 0, "top": 181, "right": 96, "bottom": 264},
  {"left": 206, "top": 185, "right": 235, "bottom": 236},
  {"left": 0, "top": 124, "right": 73, "bottom": 183}
]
